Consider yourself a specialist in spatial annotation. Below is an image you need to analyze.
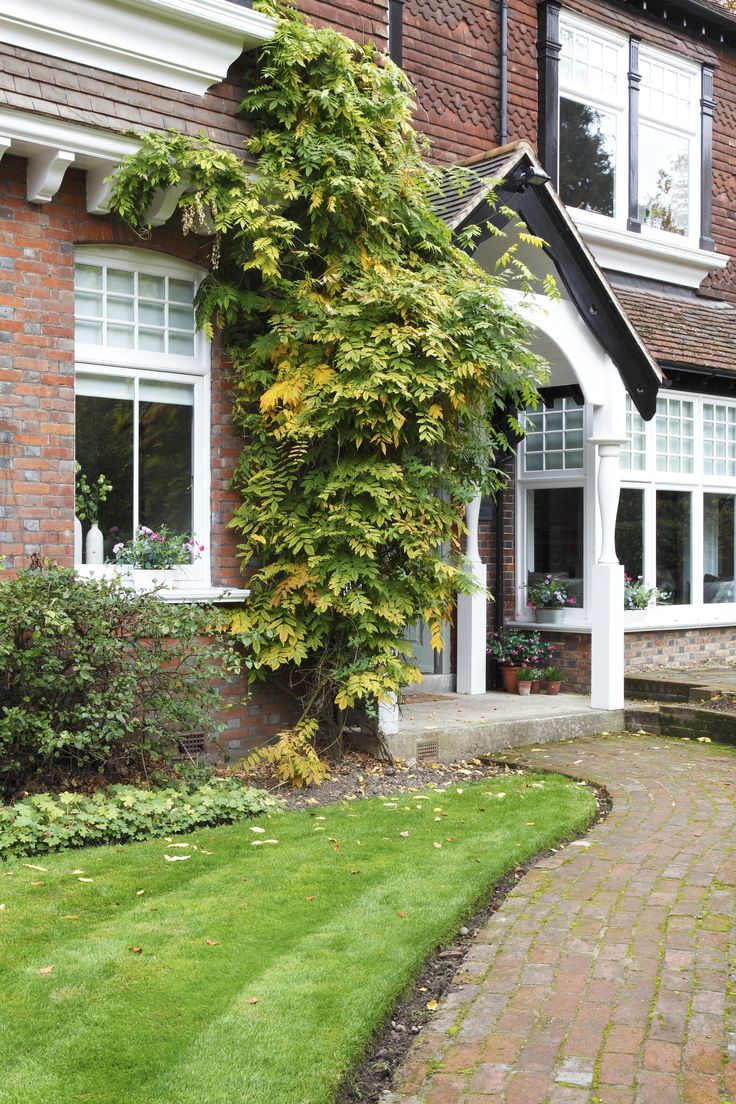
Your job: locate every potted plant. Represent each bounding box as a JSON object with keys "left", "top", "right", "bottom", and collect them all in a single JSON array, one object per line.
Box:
[
  {"left": 528, "top": 666, "right": 546, "bottom": 694},
  {"left": 517, "top": 667, "right": 533, "bottom": 695},
  {"left": 527, "top": 575, "right": 576, "bottom": 624},
  {"left": 75, "top": 464, "right": 113, "bottom": 567},
  {"left": 624, "top": 575, "right": 669, "bottom": 622},
  {"left": 487, "top": 630, "right": 558, "bottom": 693},
  {"left": 544, "top": 666, "right": 563, "bottom": 695},
  {"left": 112, "top": 526, "right": 204, "bottom": 589}
]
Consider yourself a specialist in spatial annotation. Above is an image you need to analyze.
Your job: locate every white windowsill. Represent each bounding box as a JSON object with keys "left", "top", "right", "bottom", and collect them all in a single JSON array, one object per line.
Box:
[
  {"left": 509, "top": 611, "right": 736, "bottom": 632},
  {"left": 75, "top": 566, "right": 248, "bottom": 604},
  {"left": 568, "top": 209, "right": 729, "bottom": 288}
]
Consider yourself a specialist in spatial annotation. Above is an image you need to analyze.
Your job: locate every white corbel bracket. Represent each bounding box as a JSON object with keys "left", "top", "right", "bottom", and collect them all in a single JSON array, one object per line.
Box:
[
  {"left": 27, "top": 148, "right": 75, "bottom": 204},
  {"left": 86, "top": 162, "right": 117, "bottom": 215},
  {"left": 0, "top": 136, "right": 10, "bottom": 165},
  {"left": 144, "top": 180, "right": 190, "bottom": 227}
]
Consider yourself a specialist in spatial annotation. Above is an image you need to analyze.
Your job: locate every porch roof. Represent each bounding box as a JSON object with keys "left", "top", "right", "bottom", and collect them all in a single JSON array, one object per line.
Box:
[
  {"left": 430, "top": 141, "right": 663, "bottom": 420},
  {"left": 612, "top": 283, "right": 736, "bottom": 379}
]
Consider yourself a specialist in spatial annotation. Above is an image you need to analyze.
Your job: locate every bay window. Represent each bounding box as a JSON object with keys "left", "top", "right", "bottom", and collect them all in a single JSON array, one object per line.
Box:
[
  {"left": 617, "top": 393, "right": 736, "bottom": 616},
  {"left": 74, "top": 248, "right": 210, "bottom": 585}
]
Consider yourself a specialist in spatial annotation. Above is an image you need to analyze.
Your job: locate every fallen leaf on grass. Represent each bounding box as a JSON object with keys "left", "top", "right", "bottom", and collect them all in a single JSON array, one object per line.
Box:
[
  {"left": 399, "top": 831, "right": 409, "bottom": 838},
  {"left": 306, "top": 896, "right": 315, "bottom": 901},
  {"left": 164, "top": 855, "right": 191, "bottom": 862},
  {"left": 0, "top": 904, "right": 5, "bottom": 910},
  {"left": 136, "top": 890, "right": 145, "bottom": 896},
  {"left": 396, "top": 911, "right": 405, "bottom": 918},
  {"left": 205, "top": 939, "right": 219, "bottom": 946},
  {"left": 129, "top": 947, "right": 143, "bottom": 954},
  {"left": 263, "top": 840, "right": 279, "bottom": 845},
  {"left": 697, "top": 737, "right": 712, "bottom": 743},
  {"left": 246, "top": 997, "right": 258, "bottom": 1005},
  {"left": 78, "top": 878, "right": 94, "bottom": 883},
  {"left": 433, "top": 842, "right": 443, "bottom": 849},
  {"left": 71, "top": 869, "right": 85, "bottom": 875},
  {"left": 250, "top": 826, "right": 266, "bottom": 834},
  {"left": 166, "top": 843, "right": 190, "bottom": 849},
  {"left": 23, "top": 864, "right": 48, "bottom": 872},
  {"left": 61, "top": 915, "right": 79, "bottom": 921},
  {"left": 38, "top": 966, "right": 54, "bottom": 975}
]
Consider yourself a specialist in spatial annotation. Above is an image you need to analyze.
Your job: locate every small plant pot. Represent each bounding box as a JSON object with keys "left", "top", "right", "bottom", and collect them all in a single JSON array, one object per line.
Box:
[
  {"left": 531, "top": 679, "right": 542, "bottom": 694},
  {"left": 499, "top": 665, "right": 520, "bottom": 694},
  {"left": 535, "top": 608, "right": 565, "bottom": 625},
  {"left": 546, "top": 680, "right": 562, "bottom": 695},
  {"left": 517, "top": 680, "right": 532, "bottom": 696}
]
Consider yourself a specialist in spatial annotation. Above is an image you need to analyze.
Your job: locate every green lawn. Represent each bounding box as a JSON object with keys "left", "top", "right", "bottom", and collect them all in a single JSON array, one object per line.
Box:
[{"left": 0, "top": 773, "right": 595, "bottom": 1104}]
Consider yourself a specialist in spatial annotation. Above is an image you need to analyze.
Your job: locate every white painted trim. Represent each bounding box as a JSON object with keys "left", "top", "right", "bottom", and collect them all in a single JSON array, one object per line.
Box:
[
  {"left": 0, "top": 0, "right": 275, "bottom": 95},
  {"left": 570, "top": 209, "right": 729, "bottom": 287}
]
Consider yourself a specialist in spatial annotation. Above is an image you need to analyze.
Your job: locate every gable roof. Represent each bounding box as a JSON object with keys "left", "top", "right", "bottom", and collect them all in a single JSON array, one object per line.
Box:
[{"left": 431, "top": 141, "right": 663, "bottom": 420}]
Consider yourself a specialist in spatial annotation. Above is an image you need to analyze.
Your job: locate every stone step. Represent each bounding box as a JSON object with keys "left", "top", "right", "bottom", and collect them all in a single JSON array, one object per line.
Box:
[{"left": 624, "top": 701, "right": 736, "bottom": 745}]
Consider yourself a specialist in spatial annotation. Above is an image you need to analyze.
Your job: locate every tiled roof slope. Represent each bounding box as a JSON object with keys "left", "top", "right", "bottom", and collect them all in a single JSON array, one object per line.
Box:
[
  {"left": 430, "top": 142, "right": 532, "bottom": 228},
  {"left": 613, "top": 286, "right": 736, "bottom": 374},
  {"left": 0, "top": 44, "right": 254, "bottom": 154}
]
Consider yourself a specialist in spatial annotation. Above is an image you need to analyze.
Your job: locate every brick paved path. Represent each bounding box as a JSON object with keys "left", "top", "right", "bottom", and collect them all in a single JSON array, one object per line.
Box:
[{"left": 384, "top": 734, "right": 736, "bottom": 1104}]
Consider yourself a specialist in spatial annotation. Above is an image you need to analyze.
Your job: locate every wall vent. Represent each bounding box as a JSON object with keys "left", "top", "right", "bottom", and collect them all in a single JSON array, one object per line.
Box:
[
  {"left": 176, "top": 732, "right": 208, "bottom": 757},
  {"left": 416, "top": 737, "right": 440, "bottom": 764}
]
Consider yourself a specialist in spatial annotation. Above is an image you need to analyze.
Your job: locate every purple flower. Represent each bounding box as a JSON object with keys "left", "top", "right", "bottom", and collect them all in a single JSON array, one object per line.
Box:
[{"left": 112, "top": 542, "right": 124, "bottom": 555}]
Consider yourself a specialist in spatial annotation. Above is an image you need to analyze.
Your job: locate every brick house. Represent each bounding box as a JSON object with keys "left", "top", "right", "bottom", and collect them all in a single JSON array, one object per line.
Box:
[{"left": 2, "top": 0, "right": 736, "bottom": 751}]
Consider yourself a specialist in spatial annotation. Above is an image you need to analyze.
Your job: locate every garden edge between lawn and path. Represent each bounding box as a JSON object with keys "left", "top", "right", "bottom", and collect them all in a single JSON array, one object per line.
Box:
[
  {"left": 338, "top": 768, "right": 611, "bottom": 1104},
  {"left": 0, "top": 766, "right": 603, "bottom": 1104}
]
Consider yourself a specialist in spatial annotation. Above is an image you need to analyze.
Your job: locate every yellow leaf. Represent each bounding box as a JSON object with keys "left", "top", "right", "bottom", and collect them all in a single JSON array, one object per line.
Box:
[{"left": 426, "top": 999, "right": 438, "bottom": 1011}]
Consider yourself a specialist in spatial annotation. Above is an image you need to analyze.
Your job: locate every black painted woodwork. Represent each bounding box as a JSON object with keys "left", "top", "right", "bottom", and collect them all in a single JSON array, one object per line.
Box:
[
  {"left": 537, "top": 0, "right": 562, "bottom": 188},
  {"left": 388, "top": 0, "right": 403, "bottom": 66}
]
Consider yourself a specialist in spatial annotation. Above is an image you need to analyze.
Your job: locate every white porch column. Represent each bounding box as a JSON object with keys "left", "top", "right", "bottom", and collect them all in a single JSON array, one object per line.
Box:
[
  {"left": 589, "top": 437, "right": 625, "bottom": 710},
  {"left": 378, "top": 695, "right": 399, "bottom": 735},
  {"left": 457, "top": 493, "right": 487, "bottom": 695}
]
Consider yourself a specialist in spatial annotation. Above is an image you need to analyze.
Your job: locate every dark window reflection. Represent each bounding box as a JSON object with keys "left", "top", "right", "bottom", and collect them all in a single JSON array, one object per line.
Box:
[
  {"left": 76, "top": 394, "right": 134, "bottom": 558},
  {"left": 529, "top": 486, "right": 584, "bottom": 606},
  {"left": 704, "top": 493, "right": 735, "bottom": 604},
  {"left": 656, "top": 490, "right": 690, "bottom": 604},
  {"left": 616, "top": 488, "right": 644, "bottom": 580},
  {"left": 559, "top": 98, "right": 616, "bottom": 218},
  {"left": 139, "top": 400, "right": 193, "bottom": 534}
]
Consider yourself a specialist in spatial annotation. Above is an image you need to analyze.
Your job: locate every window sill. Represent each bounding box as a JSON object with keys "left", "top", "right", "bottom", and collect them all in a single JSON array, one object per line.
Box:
[
  {"left": 568, "top": 209, "right": 729, "bottom": 288},
  {"left": 75, "top": 566, "right": 249, "bottom": 604}
]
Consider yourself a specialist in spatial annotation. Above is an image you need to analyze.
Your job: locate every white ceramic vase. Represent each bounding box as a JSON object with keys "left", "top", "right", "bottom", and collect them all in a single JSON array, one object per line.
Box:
[
  {"left": 74, "top": 515, "right": 83, "bottom": 564},
  {"left": 85, "top": 522, "right": 104, "bottom": 565}
]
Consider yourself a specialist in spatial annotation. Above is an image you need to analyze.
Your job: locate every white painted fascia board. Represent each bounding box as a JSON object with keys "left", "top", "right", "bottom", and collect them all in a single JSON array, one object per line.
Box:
[
  {"left": 0, "top": 105, "right": 141, "bottom": 165},
  {"left": 0, "top": 0, "right": 276, "bottom": 96},
  {"left": 570, "top": 210, "right": 730, "bottom": 289}
]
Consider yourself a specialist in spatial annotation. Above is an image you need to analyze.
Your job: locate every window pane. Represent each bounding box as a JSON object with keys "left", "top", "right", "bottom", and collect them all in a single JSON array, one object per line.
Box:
[
  {"left": 523, "top": 397, "right": 585, "bottom": 472},
  {"left": 639, "top": 123, "right": 689, "bottom": 235},
  {"left": 75, "top": 387, "right": 135, "bottom": 560},
  {"left": 616, "top": 488, "right": 644, "bottom": 580},
  {"left": 528, "top": 487, "right": 584, "bottom": 607},
  {"left": 139, "top": 397, "right": 193, "bottom": 535},
  {"left": 107, "top": 269, "right": 134, "bottom": 295},
  {"left": 75, "top": 263, "right": 102, "bottom": 291},
  {"left": 656, "top": 491, "right": 691, "bottom": 604},
  {"left": 560, "top": 98, "right": 616, "bottom": 217},
  {"left": 704, "top": 494, "right": 736, "bottom": 604}
]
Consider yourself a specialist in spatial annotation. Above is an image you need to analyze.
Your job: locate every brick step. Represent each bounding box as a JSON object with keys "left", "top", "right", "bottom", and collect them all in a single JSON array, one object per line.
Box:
[{"left": 625, "top": 702, "right": 736, "bottom": 745}]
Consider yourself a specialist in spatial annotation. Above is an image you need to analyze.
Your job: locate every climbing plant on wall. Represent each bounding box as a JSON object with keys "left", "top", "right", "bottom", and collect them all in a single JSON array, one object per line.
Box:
[{"left": 109, "top": 0, "right": 545, "bottom": 747}]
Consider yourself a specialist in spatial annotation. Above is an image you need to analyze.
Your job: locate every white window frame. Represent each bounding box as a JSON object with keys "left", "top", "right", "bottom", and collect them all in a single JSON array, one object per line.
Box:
[
  {"left": 558, "top": 11, "right": 702, "bottom": 250},
  {"left": 515, "top": 399, "right": 595, "bottom": 627},
  {"left": 74, "top": 246, "right": 212, "bottom": 592},
  {"left": 620, "top": 391, "right": 736, "bottom": 626}
]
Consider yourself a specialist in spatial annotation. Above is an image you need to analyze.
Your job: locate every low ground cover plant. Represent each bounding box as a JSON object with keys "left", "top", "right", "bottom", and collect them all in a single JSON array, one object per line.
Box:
[
  {"left": 0, "top": 774, "right": 595, "bottom": 1104},
  {"left": 0, "top": 779, "right": 281, "bottom": 861},
  {"left": 0, "top": 563, "right": 241, "bottom": 799}
]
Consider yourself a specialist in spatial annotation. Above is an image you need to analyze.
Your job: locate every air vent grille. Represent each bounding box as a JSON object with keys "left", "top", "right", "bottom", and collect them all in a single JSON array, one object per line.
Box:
[
  {"left": 177, "top": 732, "right": 208, "bottom": 757},
  {"left": 416, "top": 737, "right": 440, "bottom": 764}
]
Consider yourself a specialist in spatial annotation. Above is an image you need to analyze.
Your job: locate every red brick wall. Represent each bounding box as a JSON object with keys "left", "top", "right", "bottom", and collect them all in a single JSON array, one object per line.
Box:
[{"left": 0, "top": 158, "right": 297, "bottom": 752}]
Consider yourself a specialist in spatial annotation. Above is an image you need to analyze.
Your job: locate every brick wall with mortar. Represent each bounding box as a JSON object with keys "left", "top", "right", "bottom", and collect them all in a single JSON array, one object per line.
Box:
[
  {"left": 625, "top": 626, "right": 736, "bottom": 670},
  {"left": 0, "top": 158, "right": 298, "bottom": 754}
]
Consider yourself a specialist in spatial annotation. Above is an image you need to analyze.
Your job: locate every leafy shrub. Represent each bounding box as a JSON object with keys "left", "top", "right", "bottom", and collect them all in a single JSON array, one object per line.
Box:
[
  {"left": 0, "top": 564, "right": 242, "bottom": 797},
  {"left": 244, "top": 719, "right": 330, "bottom": 788},
  {"left": 0, "top": 779, "right": 281, "bottom": 860}
]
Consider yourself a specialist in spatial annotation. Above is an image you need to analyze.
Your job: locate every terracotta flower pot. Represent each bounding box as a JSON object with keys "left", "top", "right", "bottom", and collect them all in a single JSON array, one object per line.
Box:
[
  {"left": 546, "top": 681, "right": 562, "bottom": 695},
  {"left": 531, "top": 680, "right": 542, "bottom": 694},
  {"left": 499, "top": 665, "right": 520, "bottom": 694},
  {"left": 517, "top": 680, "right": 532, "bottom": 696}
]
